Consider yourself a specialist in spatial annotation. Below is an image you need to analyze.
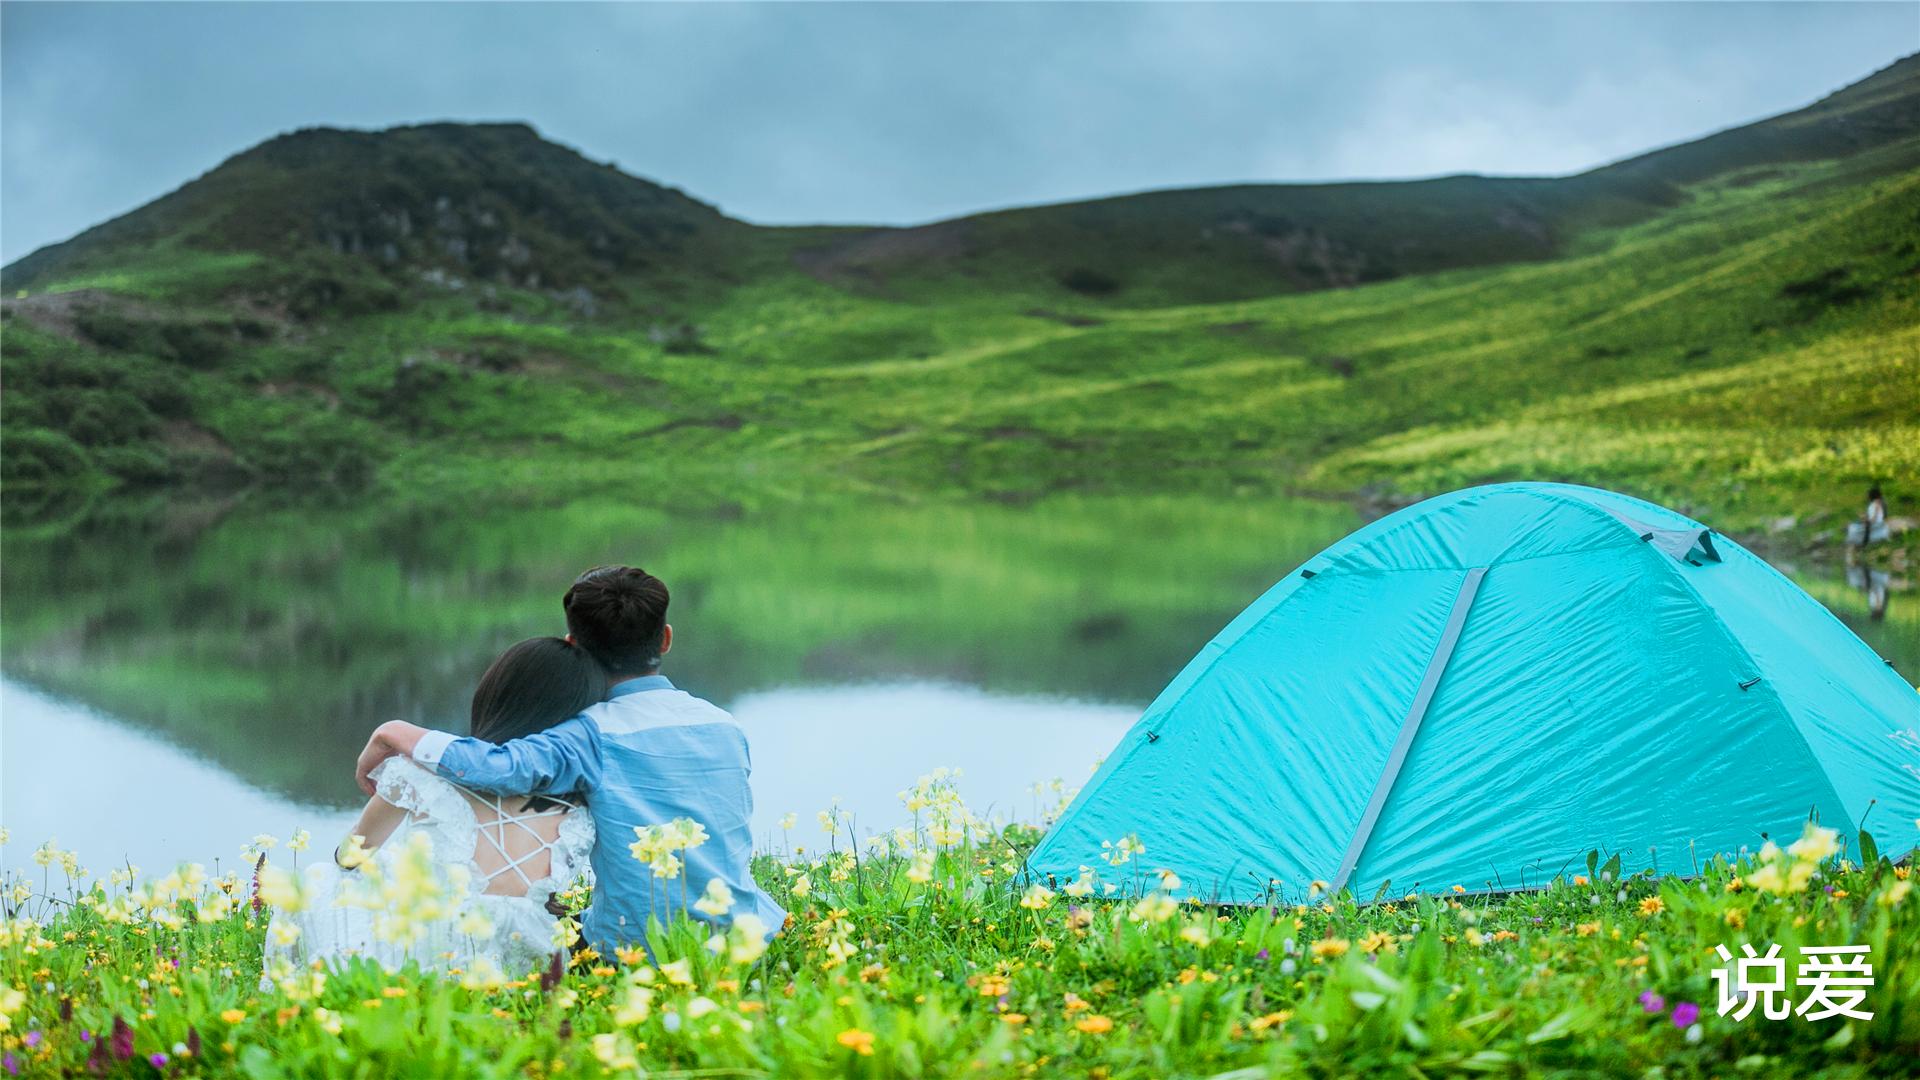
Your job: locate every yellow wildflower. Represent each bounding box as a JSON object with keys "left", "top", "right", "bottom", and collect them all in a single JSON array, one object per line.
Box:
[
  {"left": 836, "top": 1028, "right": 876, "bottom": 1055},
  {"left": 1100, "top": 835, "right": 1144, "bottom": 867},
  {"left": 1358, "top": 930, "right": 1396, "bottom": 954},
  {"left": 693, "top": 879, "right": 734, "bottom": 918},
  {"left": 905, "top": 849, "right": 936, "bottom": 884},
  {"left": 1787, "top": 823, "right": 1839, "bottom": 863},
  {"left": 1063, "top": 868, "right": 1097, "bottom": 898},
  {"left": 1130, "top": 893, "right": 1178, "bottom": 924},
  {"left": 313, "top": 1007, "right": 342, "bottom": 1035},
  {"left": 336, "top": 835, "right": 373, "bottom": 870},
  {"left": 591, "top": 1033, "right": 637, "bottom": 1070},
  {"left": 1310, "top": 938, "right": 1350, "bottom": 959},
  {"left": 1019, "top": 883, "right": 1055, "bottom": 911},
  {"left": 613, "top": 984, "right": 654, "bottom": 1027}
]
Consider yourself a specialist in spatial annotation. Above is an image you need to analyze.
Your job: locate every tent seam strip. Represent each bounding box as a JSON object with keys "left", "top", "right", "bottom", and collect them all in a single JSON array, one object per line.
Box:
[
  {"left": 1630, "top": 528, "right": 1864, "bottom": 838},
  {"left": 1329, "top": 566, "right": 1488, "bottom": 896}
]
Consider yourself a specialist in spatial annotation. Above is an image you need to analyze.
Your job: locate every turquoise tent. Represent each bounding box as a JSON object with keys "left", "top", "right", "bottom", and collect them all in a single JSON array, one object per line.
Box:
[{"left": 1028, "top": 483, "right": 1918, "bottom": 901}]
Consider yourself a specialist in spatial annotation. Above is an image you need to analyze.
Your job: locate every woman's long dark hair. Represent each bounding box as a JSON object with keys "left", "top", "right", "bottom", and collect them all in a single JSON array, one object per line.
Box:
[{"left": 468, "top": 638, "right": 608, "bottom": 807}]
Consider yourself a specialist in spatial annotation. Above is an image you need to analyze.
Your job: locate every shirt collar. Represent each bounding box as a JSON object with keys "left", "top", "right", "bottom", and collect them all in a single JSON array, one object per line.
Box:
[{"left": 608, "top": 674, "right": 674, "bottom": 699}]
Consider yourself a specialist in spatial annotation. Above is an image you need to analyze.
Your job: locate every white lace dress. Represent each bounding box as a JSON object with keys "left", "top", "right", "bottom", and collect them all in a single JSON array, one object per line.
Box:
[{"left": 266, "top": 758, "right": 595, "bottom": 979}]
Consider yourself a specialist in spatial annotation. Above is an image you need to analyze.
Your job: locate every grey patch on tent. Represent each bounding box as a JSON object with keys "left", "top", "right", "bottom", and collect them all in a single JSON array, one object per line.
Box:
[{"left": 1604, "top": 508, "right": 1721, "bottom": 566}]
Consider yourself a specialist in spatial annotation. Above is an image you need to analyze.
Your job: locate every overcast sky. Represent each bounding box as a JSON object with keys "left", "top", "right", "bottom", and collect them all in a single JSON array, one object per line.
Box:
[{"left": 3, "top": 2, "right": 1915, "bottom": 265}]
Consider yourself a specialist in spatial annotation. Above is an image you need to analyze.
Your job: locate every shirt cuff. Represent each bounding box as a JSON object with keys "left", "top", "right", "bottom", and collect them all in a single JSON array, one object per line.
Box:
[{"left": 411, "top": 729, "right": 457, "bottom": 768}]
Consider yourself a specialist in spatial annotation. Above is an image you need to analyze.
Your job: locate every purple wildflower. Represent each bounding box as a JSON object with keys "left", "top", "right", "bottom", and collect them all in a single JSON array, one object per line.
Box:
[
  {"left": 111, "top": 1016, "right": 134, "bottom": 1060},
  {"left": 1255, "top": 948, "right": 1270, "bottom": 962},
  {"left": 149, "top": 1052, "right": 169, "bottom": 1069},
  {"left": 2, "top": 1053, "right": 15, "bottom": 1076},
  {"left": 20, "top": 1033, "right": 39, "bottom": 1050},
  {"left": 1639, "top": 989, "right": 1665, "bottom": 1014},
  {"left": 1671, "top": 1002, "right": 1700, "bottom": 1028},
  {"left": 79, "top": 1030, "right": 92, "bottom": 1043}
]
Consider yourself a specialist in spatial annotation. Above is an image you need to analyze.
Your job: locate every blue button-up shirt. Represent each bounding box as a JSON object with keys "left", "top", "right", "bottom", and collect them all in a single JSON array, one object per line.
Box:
[{"left": 412, "top": 676, "right": 785, "bottom": 953}]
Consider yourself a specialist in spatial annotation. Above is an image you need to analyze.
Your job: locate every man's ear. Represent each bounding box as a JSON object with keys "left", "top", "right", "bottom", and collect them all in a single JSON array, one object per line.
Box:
[{"left": 659, "top": 624, "right": 673, "bottom": 656}]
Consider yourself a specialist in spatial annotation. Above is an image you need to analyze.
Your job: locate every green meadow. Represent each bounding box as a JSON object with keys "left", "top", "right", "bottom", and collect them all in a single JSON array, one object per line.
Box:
[{"left": 2, "top": 779, "right": 1916, "bottom": 1078}]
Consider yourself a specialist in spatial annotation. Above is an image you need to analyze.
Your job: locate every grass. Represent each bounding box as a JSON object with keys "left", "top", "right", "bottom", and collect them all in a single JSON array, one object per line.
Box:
[
  {"left": 12, "top": 250, "right": 263, "bottom": 300},
  {"left": 2, "top": 773, "right": 1916, "bottom": 1078}
]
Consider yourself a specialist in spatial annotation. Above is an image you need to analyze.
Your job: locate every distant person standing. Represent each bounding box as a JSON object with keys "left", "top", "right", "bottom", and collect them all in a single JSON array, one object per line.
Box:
[
  {"left": 1865, "top": 485, "right": 1889, "bottom": 546},
  {"left": 1850, "top": 485, "right": 1890, "bottom": 549}
]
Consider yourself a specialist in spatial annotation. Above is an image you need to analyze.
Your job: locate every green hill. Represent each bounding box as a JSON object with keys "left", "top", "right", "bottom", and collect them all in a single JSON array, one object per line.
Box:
[
  {"left": 1, "top": 122, "right": 745, "bottom": 301},
  {"left": 3, "top": 55, "right": 1917, "bottom": 551}
]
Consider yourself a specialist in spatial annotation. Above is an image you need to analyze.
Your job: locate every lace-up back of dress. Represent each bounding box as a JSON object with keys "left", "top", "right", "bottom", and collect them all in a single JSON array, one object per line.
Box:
[{"left": 457, "top": 791, "right": 577, "bottom": 897}]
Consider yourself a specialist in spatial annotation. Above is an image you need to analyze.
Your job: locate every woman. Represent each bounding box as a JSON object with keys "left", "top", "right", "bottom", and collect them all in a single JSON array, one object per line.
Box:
[
  {"left": 266, "top": 638, "right": 606, "bottom": 979},
  {"left": 1865, "top": 485, "right": 1889, "bottom": 545}
]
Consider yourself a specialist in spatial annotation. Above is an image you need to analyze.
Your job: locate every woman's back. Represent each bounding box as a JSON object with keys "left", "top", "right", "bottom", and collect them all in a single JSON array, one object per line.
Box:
[
  {"left": 266, "top": 760, "right": 593, "bottom": 978},
  {"left": 459, "top": 787, "right": 577, "bottom": 897}
]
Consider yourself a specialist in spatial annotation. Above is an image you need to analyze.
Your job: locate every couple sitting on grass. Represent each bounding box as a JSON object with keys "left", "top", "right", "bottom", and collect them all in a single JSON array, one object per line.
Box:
[{"left": 268, "top": 566, "right": 784, "bottom": 979}]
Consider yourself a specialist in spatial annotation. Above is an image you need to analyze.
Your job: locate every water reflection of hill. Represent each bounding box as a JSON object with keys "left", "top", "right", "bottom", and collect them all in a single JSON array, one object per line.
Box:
[
  {"left": 0, "top": 489, "right": 1359, "bottom": 806},
  {"left": 8, "top": 489, "right": 1912, "bottom": 811}
]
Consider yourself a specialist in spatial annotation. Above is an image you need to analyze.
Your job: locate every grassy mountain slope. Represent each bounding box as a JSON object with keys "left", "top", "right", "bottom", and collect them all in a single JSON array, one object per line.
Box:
[
  {"left": 796, "top": 53, "right": 1920, "bottom": 303},
  {"left": 2, "top": 56, "right": 1917, "bottom": 551}
]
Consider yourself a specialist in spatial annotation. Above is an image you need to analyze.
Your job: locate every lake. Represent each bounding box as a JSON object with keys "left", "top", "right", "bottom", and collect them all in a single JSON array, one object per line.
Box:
[{"left": 3, "top": 487, "right": 1913, "bottom": 875}]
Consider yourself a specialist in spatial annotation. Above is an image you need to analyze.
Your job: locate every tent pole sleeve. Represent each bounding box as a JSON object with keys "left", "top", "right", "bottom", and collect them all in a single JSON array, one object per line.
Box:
[{"left": 1330, "top": 566, "right": 1487, "bottom": 896}]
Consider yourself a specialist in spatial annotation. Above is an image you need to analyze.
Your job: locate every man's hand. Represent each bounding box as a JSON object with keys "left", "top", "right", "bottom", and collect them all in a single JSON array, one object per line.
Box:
[{"left": 355, "top": 720, "right": 427, "bottom": 795}]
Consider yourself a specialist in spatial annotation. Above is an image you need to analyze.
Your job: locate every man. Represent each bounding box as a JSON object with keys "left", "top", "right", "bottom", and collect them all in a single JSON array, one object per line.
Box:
[{"left": 354, "top": 565, "right": 785, "bottom": 953}]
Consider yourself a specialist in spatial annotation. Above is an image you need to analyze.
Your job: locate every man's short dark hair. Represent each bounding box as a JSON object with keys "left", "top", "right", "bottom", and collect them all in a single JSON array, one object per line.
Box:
[{"left": 563, "top": 566, "right": 669, "bottom": 675}]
